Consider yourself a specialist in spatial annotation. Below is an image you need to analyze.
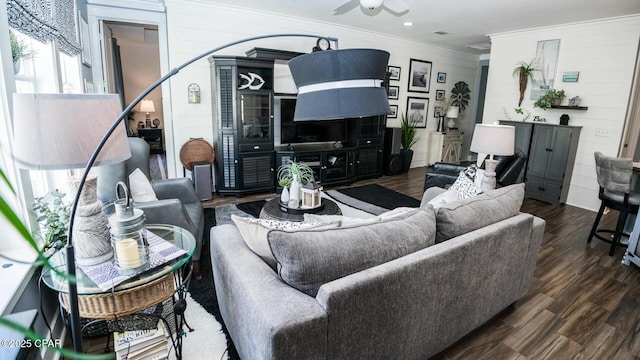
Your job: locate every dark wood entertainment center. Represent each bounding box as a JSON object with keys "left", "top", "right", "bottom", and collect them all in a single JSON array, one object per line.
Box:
[{"left": 209, "top": 52, "right": 387, "bottom": 197}]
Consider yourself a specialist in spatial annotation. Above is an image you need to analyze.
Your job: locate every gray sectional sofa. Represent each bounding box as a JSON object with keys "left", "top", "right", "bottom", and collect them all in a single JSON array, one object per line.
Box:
[{"left": 209, "top": 183, "right": 545, "bottom": 360}]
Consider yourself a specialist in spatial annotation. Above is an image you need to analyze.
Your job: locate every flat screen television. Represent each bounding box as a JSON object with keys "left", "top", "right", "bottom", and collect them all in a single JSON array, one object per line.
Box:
[{"left": 276, "top": 97, "right": 346, "bottom": 145}]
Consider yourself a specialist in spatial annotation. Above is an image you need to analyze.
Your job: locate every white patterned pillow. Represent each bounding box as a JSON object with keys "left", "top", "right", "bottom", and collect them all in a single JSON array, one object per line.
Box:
[
  {"left": 449, "top": 171, "right": 483, "bottom": 200},
  {"left": 231, "top": 215, "right": 339, "bottom": 269}
]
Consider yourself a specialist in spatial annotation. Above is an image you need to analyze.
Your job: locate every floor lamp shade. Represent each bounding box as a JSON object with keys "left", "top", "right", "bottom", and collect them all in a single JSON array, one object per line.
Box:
[
  {"left": 288, "top": 49, "right": 392, "bottom": 121},
  {"left": 12, "top": 94, "right": 131, "bottom": 170}
]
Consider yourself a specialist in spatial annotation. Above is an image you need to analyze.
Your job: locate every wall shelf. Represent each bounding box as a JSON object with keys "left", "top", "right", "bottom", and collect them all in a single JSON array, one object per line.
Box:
[{"left": 550, "top": 105, "right": 588, "bottom": 110}]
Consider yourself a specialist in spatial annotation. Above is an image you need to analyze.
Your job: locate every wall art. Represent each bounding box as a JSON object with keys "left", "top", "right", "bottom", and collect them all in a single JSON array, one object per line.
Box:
[{"left": 407, "top": 59, "right": 432, "bottom": 93}]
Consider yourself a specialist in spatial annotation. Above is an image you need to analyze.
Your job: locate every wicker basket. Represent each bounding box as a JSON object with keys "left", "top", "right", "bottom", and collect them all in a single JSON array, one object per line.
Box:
[{"left": 61, "top": 274, "right": 176, "bottom": 319}]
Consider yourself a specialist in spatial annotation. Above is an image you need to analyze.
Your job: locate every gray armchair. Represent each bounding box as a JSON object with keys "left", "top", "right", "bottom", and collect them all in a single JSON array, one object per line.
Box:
[{"left": 96, "top": 137, "right": 204, "bottom": 278}]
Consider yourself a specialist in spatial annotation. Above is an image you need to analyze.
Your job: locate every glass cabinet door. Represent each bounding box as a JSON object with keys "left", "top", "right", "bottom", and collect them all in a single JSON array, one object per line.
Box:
[{"left": 239, "top": 91, "right": 272, "bottom": 142}]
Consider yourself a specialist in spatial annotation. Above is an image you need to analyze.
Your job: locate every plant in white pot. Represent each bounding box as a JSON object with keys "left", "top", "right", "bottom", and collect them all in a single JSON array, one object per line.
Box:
[
  {"left": 276, "top": 161, "right": 315, "bottom": 208},
  {"left": 399, "top": 111, "right": 419, "bottom": 173}
]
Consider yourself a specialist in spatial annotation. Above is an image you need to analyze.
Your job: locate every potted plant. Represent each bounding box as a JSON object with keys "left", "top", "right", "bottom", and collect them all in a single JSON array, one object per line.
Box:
[
  {"left": 276, "top": 161, "right": 315, "bottom": 208},
  {"left": 10, "top": 31, "right": 36, "bottom": 74},
  {"left": 513, "top": 59, "right": 537, "bottom": 107},
  {"left": 533, "top": 89, "right": 566, "bottom": 110},
  {"left": 32, "top": 189, "right": 70, "bottom": 257},
  {"left": 399, "top": 111, "right": 419, "bottom": 173}
]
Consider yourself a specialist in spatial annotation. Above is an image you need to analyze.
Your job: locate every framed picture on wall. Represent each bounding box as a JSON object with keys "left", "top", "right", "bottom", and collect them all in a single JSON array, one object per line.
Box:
[
  {"left": 407, "top": 59, "right": 432, "bottom": 93},
  {"left": 437, "top": 72, "right": 446, "bottom": 83},
  {"left": 78, "top": 13, "right": 92, "bottom": 67},
  {"left": 388, "top": 105, "right": 398, "bottom": 119},
  {"left": 387, "top": 66, "right": 401, "bottom": 81},
  {"left": 388, "top": 86, "right": 399, "bottom": 100},
  {"left": 406, "top": 97, "right": 429, "bottom": 128},
  {"left": 435, "top": 90, "right": 445, "bottom": 101}
]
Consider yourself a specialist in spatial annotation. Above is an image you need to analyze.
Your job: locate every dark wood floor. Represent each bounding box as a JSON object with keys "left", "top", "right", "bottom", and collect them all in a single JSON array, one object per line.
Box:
[{"left": 205, "top": 166, "right": 640, "bottom": 359}]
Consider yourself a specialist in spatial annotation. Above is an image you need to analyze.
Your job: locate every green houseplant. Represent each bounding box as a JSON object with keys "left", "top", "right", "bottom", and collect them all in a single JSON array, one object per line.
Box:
[
  {"left": 533, "top": 89, "right": 566, "bottom": 110},
  {"left": 32, "top": 190, "right": 71, "bottom": 257},
  {"left": 276, "top": 160, "right": 315, "bottom": 207},
  {"left": 10, "top": 31, "right": 36, "bottom": 74},
  {"left": 513, "top": 59, "right": 537, "bottom": 107},
  {"left": 399, "top": 111, "right": 419, "bottom": 172}
]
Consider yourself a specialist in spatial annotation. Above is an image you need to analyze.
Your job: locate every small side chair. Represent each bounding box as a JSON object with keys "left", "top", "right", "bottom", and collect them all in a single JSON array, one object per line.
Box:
[{"left": 587, "top": 151, "right": 640, "bottom": 256}]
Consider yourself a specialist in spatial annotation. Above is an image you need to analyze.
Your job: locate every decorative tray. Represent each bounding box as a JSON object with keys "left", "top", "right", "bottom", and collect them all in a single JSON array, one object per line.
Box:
[{"left": 279, "top": 200, "right": 326, "bottom": 214}]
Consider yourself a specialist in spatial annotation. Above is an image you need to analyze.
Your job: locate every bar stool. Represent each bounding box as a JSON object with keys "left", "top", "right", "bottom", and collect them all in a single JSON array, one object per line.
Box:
[{"left": 587, "top": 152, "right": 640, "bottom": 256}]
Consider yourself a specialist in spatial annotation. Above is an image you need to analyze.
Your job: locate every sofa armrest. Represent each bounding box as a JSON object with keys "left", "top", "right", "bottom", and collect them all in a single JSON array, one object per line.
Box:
[
  {"left": 152, "top": 177, "right": 200, "bottom": 204},
  {"left": 210, "top": 225, "right": 327, "bottom": 360}
]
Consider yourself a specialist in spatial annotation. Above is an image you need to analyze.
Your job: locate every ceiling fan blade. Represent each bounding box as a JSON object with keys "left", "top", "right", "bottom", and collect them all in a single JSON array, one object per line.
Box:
[
  {"left": 383, "top": 0, "right": 409, "bottom": 13},
  {"left": 333, "top": 0, "right": 360, "bottom": 15}
]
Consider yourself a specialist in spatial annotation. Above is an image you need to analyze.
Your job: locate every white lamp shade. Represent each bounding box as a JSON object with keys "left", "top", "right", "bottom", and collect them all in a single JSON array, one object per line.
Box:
[
  {"left": 469, "top": 124, "right": 515, "bottom": 156},
  {"left": 12, "top": 93, "right": 131, "bottom": 170},
  {"left": 140, "top": 99, "right": 155, "bottom": 113},
  {"left": 446, "top": 106, "right": 459, "bottom": 119}
]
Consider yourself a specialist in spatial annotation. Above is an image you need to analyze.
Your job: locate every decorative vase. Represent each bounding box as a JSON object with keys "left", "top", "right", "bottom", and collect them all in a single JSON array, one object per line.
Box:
[
  {"left": 280, "top": 186, "right": 290, "bottom": 204},
  {"left": 553, "top": 98, "right": 562, "bottom": 106},
  {"left": 68, "top": 174, "right": 114, "bottom": 265},
  {"left": 288, "top": 179, "right": 301, "bottom": 208},
  {"left": 400, "top": 149, "right": 414, "bottom": 173},
  {"left": 13, "top": 59, "right": 20, "bottom": 74}
]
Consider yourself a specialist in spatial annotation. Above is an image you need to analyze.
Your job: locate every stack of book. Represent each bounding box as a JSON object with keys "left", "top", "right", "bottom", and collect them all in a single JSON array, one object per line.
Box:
[{"left": 113, "top": 320, "right": 169, "bottom": 360}]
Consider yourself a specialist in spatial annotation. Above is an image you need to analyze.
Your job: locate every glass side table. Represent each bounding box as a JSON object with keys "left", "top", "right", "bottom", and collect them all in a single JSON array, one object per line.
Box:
[{"left": 42, "top": 224, "right": 195, "bottom": 318}]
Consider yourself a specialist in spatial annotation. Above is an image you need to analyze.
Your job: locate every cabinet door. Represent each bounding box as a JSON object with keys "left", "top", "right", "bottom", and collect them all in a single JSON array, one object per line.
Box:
[
  {"left": 238, "top": 90, "right": 273, "bottom": 152},
  {"left": 544, "top": 127, "right": 572, "bottom": 185},
  {"left": 356, "top": 146, "right": 380, "bottom": 178},
  {"left": 239, "top": 153, "right": 274, "bottom": 190},
  {"left": 526, "top": 125, "right": 553, "bottom": 179},
  {"left": 322, "top": 150, "right": 349, "bottom": 184}
]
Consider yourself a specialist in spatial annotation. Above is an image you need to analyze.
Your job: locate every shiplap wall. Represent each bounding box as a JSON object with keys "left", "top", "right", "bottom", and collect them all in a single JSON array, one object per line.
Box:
[
  {"left": 485, "top": 15, "right": 640, "bottom": 211},
  {"left": 162, "top": 0, "right": 479, "bottom": 177}
]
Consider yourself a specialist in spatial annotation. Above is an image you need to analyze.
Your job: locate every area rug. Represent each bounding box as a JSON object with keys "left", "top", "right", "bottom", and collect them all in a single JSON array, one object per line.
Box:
[{"left": 188, "top": 184, "right": 420, "bottom": 359}]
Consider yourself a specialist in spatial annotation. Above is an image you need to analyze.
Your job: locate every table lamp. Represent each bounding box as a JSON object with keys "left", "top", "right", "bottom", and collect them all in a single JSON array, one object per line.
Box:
[
  {"left": 140, "top": 99, "right": 156, "bottom": 128},
  {"left": 446, "top": 106, "right": 459, "bottom": 130},
  {"left": 9, "top": 33, "right": 392, "bottom": 354},
  {"left": 469, "top": 123, "right": 515, "bottom": 191}
]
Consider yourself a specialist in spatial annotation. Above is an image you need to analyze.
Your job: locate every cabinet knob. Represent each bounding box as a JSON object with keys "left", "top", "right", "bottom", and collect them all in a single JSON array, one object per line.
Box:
[
  {"left": 545, "top": 148, "right": 553, "bottom": 152},
  {"left": 538, "top": 187, "right": 545, "bottom": 191},
  {"left": 254, "top": 145, "right": 260, "bottom": 150}
]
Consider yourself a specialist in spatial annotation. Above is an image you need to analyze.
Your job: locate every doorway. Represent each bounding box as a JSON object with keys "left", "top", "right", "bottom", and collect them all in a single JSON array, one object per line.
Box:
[{"left": 101, "top": 21, "right": 164, "bottom": 151}]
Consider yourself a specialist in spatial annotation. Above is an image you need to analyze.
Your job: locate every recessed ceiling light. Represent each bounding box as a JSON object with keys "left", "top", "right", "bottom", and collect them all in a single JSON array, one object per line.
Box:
[
  {"left": 433, "top": 31, "right": 449, "bottom": 35},
  {"left": 403, "top": 21, "right": 414, "bottom": 27}
]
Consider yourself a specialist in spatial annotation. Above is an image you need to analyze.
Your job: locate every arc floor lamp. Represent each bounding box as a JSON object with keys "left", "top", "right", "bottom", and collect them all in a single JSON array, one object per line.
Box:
[{"left": 12, "top": 33, "right": 391, "bottom": 354}]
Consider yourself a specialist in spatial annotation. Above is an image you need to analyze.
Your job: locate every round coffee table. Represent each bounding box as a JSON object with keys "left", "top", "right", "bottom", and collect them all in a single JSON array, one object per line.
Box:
[{"left": 259, "top": 198, "right": 342, "bottom": 222}]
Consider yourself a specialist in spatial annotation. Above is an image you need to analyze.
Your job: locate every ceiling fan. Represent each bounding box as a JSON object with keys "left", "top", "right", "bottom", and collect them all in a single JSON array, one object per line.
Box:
[{"left": 333, "top": 0, "right": 409, "bottom": 15}]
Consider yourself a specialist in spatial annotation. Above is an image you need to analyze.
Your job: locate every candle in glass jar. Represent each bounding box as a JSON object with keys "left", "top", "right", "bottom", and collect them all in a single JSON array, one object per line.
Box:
[{"left": 116, "top": 238, "right": 140, "bottom": 268}]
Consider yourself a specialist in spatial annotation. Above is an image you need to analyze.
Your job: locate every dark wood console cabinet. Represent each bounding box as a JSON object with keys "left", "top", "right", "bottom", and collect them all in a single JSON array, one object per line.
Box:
[{"left": 137, "top": 128, "right": 164, "bottom": 154}]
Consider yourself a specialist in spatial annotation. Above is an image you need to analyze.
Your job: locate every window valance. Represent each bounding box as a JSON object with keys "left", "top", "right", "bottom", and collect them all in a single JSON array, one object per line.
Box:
[{"left": 7, "top": 0, "right": 81, "bottom": 56}]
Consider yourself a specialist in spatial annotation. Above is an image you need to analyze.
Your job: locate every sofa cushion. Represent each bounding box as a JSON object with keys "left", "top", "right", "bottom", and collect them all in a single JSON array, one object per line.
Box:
[
  {"left": 231, "top": 215, "right": 339, "bottom": 269},
  {"left": 268, "top": 206, "right": 436, "bottom": 297},
  {"left": 434, "top": 183, "right": 525, "bottom": 243}
]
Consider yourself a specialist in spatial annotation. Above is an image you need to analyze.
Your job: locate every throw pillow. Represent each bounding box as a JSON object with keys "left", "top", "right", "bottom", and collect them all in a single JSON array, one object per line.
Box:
[
  {"left": 128, "top": 168, "right": 158, "bottom": 202},
  {"left": 449, "top": 171, "right": 483, "bottom": 200},
  {"left": 269, "top": 206, "right": 436, "bottom": 297},
  {"left": 231, "top": 215, "right": 339, "bottom": 269},
  {"left": 426, "top": 188, "right": 459, "bottom": 210},
  {"left": 434, "top": 183, "right": 525, "bottom": 243}
]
